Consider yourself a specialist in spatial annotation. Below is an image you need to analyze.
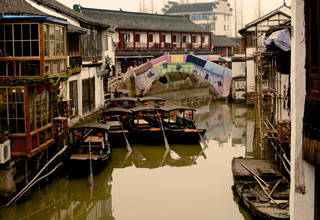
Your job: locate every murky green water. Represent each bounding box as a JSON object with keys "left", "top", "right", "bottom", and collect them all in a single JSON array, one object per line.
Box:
[{"left": 0, "top": 87, "right": 255, "bottom": 220}]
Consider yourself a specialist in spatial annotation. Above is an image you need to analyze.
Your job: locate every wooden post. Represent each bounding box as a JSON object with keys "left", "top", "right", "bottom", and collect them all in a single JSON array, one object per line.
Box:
[
  {"left": 180, "top": 33, "right": 182, "bottom": 49},
  {"left": 40, "top": 23, "right": 45, "bottom": 75},
  {"left": 147, "top": 31, "right": 149, "bottom": 50},
  {"left": 201, "top": 34, "right": 203, "bottom": 49},
  {"left": 159, "top": 32, "right": 162, "bottom": 50},
  {"left": 24, "top": 84, "right": 32, "bottom": 154},
  {"left": 133, "top": 31, "right": 136, "bottom": 50},
  {"left": 118, "top": 30, "right": 122, "bottom": 50},
  {"left": 191, "top": 33, "right": 193, "bottom": 50},
  {"left": 171, "top": 33, "right": 173, "bottom": 49}
]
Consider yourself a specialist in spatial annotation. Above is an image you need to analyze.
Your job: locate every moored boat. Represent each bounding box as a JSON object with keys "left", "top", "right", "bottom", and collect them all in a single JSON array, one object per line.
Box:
[
  {"left": 161, "top": 105, "right": 206, "bottom": 144},
  {"left": 138, "top": 96, "right": 166, "bottom": 107},
  {"left": 232, "top": 157, "right": 290, "bottom": 220},
  {"left": 68, "top": 123, "right": 112, "bottom": 174},
  {"left": 130, "top": 106, "right": 164, "bottom": 144},
  {"left": 100, "top": 107, "right": 134, "bottom": 147}
]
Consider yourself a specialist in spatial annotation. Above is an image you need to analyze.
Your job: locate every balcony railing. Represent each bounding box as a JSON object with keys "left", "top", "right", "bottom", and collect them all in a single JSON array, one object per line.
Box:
[{"left": 117, "top": 41, "right": 210, "bottom": 51}]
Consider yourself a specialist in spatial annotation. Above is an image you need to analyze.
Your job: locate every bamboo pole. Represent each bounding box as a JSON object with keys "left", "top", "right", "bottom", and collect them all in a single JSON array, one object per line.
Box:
[{"left": 7, "top": 145, "right": 68, "bottom": 206}]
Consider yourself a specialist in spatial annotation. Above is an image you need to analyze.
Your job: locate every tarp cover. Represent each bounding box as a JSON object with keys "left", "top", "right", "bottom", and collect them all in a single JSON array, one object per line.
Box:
[{"left": 265, "top": 28, "right": 291, "bottom": 51}]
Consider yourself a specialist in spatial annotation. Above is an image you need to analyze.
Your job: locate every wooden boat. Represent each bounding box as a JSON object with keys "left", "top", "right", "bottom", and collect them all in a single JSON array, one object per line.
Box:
[
  {"left": 138, "top": 96, "right": 166, "bottom": 107},
  {"left": 111, "top": 97, "right": 137, "bottom": 108},
  {"left": 100, "top": 107, "right": 134, "bottom": 147},
  {"left": 130, "top": 106, "right": 165, "bottom": 144},
  {"left": 68, "top": 123, "right": 112, "bottom": 174},
  {"left": 160, "top": 105, "right": 206, "bottom": 144},
  {"left": 232, "top": 157, "right": 290, "bottom": 220}
]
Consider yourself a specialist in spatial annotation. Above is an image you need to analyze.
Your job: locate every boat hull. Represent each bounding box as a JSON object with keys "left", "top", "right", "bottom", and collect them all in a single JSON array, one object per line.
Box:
[{"left": 232, "top": 158, "right": 290, "bottom": 220}]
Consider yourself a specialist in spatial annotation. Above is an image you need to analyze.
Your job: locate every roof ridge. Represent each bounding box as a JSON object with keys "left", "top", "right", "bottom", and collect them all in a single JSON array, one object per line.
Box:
[{"left": 79, "top": 5, "right": 187, "bottom": 19}]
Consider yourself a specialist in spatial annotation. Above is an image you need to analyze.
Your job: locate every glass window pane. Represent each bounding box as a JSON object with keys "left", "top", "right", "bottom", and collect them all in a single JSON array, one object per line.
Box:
[
  {"left": 5, "top": 25, "right": 12, "bottom": 40},
  {"left": 32, "top": 135, "right": 37, "bottom": 149},
  {"left": 23, "top": 41, "right": 31, "bottom": 56},
  {"left": 9, "top": 119, "right": 17, "bottom": 133},
  {"left": 36, "top": 116, "right": 41, "bottom": 128},
  {"left": 60, "top": 59, "right": 65, "bottom": 72},
  {"left": 14, "top": 24, "right": 21, "bottom": 40},
  {"left": 31, "top": 24, "right": 38, "bottom": 40},
  {"left": 16, "top": 88, "right": 24, "bottom": 102},
  {"left": 44, "top": 25, "right": 48, "bottom": 41},
  {"left": 39, "top": 130, "right": 45, "bottom": 145},
  {"left": 49, "top": 26, "right": 55, "bottom": 40},
  {"left": 9, "top": 104, "right": 16, "bottom": 118},
  {"left": 17, "top": 119, "right": 25, "bottom": 133},
  {"left": 17, "top": 104, "right": 24, "bottom": 118},
  {"left": 14, "top": 41, "right": 22, "bottom": 57},
  {"left": 45, "top": 61, "right": 50, "bottom": 73},
  {"left": 22, "top": 24, "right": 30, "bottom": 40},
  {"left": 0, "top": 104, "right": 7, "bottom": 118},
  {"left": 8, "top": 89, "right": 15, "bottom": 102},
  {"left": 45, "top": 41, "right": 49, "bottom": 56},
  {"left": 53, "top": 60, "right": 58, "bottom": 74},
  {"left": 31, "top": 41, "right": 39, "bottom": 56},
  {"left": 0, "top": 88, "right": 7, "bottom": 103},
  {"left": 0, "top": 25, "right": 4, "bottom": 40},
  {"left": 0, "top": 42, "right": 4, "bottom": 57},
  {"left": 47, "top": 127, "right": 52, "bottom": 140},
  {"left": 5, "top": 41, "right": 13, "bottom": 56}
]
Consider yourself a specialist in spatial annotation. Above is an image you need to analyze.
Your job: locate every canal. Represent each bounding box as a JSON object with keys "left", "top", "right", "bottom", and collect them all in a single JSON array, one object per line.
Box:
[{"left": 0, "top": 87, "right": 256, "bottom": 220}]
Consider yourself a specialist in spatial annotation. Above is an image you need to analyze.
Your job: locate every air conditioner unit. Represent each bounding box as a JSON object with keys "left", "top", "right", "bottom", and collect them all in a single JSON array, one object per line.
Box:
[{"left": 0, "top": 140, "right": 11, "bottom": 164}]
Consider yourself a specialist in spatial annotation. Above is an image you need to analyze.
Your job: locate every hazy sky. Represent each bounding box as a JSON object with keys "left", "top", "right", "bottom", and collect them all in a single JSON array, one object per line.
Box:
[{"left": 57, "top": 0, "right": 291, "bottom": 27}]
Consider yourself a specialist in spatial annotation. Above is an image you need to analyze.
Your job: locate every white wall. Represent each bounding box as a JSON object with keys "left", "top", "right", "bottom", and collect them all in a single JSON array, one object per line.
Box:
[
  {"left": 290, "top": 0, "right": 315, "bottom": 219},
  {"left": 246, "top": 57, "right": 255, "bottom": 93}
]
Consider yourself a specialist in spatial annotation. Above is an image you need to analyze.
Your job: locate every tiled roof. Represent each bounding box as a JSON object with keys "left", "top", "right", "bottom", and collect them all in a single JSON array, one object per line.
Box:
[
  {"left": 78, "top": 6, "right": 211, "bottom": 34},
  {"left": 33, "top": 0, "right": 110, "bottom": 28},
  {"left": 0, "top": 0, "right": 46, "bottom": 16},
  {"left": 212, "top": 35, "right": 240, "bottom": 47},
  {"left": 165, "top": 2, "right": 217, "bottom": 14}
]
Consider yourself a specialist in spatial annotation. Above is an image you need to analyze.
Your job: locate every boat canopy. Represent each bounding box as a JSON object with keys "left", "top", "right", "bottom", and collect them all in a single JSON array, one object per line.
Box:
[
  {"left": 131, "top": 106, "right": 161, "bottom": 112},
  {"left": 160, "top": 106, "right": 196, "bottom": 112},
  {"left": 138, "top": 97, "right": 166, "bottom": 102},
  {"left": 72, "top": 122, "right": 111, "bottom": 130},
  {"left": 113, "top": 97, "right": 138, "bottom": 102},
  {"left": 102, "top": 107, "right": 132, "bottom": 114}
]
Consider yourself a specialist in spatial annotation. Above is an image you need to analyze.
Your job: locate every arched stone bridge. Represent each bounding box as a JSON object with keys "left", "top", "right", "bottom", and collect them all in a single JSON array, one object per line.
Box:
[{"left": 130, "top": 54, "right": 232, "bottom": 98}]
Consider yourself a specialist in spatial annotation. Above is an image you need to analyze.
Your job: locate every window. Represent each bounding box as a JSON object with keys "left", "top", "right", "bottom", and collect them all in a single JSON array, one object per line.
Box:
[
  {"left": 213, "top": 47, "right": 227, "bottom": 56},
  {"left": 29, "top": 88, "right": 51, "bottom": 131},
  {"left": 67, "top": 33, "right": 80, "bottom": 56},
  {"left": 44, "top": 24, "right": 65, "bottom": 57},
  {"left": 82, "top": 78, "right": 95, "bottom": 114},
  {"left": 173, "top": 35, "right": 177, "bottom": 43},
  {"left": 200, "top": 23, "right": 215, "bottom": 31},
  {"left": 148, "top": 34, "right": 153, "bottom": 43},
  {"left": 135, "top": 34, "right": 140, "bottom": 43},
  {"left": 161, "top": 35, "right": 166, "bottom": 43},
  {"left": 192, "top": 36, "right": 197, "bottom": 43},
  {"left": 0, "top": 87, "right": 25, "bottom": 134},
  {"left": 81, "top": 29, "right": 102, "bottom": 62},
  {"left": 182, "top": 36, "right": 187, "bottom": 43},
  {"left": 246, "top": 32, "right": 256, "bottom": 47},
  {"left": 0, "top": 24, "right": 39, "bottom": 57},
  {"left": 69, "top": 80, "right": 78, "bottom": 117}
]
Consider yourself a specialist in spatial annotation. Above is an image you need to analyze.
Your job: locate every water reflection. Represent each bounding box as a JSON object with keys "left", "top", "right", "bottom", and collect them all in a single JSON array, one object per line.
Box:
[{"left": 0, "top": 87, "right": 256, "bottom": 220}]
